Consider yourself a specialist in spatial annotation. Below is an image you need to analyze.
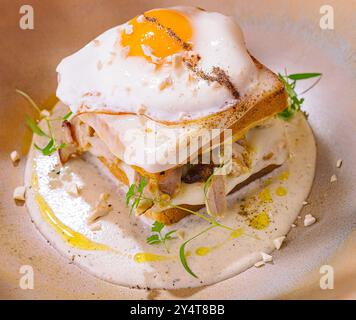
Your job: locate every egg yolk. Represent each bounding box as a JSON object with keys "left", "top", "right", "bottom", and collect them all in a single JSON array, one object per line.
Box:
[{"left": 121, "top": 9, "right": 193, "bottom": 61}]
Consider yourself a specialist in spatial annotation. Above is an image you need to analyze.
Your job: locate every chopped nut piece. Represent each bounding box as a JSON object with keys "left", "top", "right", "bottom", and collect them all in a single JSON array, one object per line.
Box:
[
  {"left": 123, "top": 23, "right": 133, "bottom": 35},
  {"left": 89, "top": 222, "right": 102, "bottom": 232},
  {"left": 336, "top": 159, "right": 343, "bottom": 168},
  {"left": 304, "top": 214, "right": 316, "bottom": 227},
  {"left": 40, "top": 109, "right": 50, "bottom": 118},
  {"left": 254, "top": 261, "right": 265, "bottom": 268},
  {"left": 141, "top": 44, "right": 153, "bottom": 57},
  {"left": 159, "top": 76, "right": 173, "bottom": 91},
  {"left": 136, "top": 14, "right": 145, "bottom": 23},
  {"left": 330, "top": 174, "right": 337, "bottom": 183},
  {"left": 273, "top": 236, "right": 286, "bottom": 250},
  {"left": 260, "top": 252, "right": 273, "bottom": 263},
  {"left": 87, "top": 193, "right": 112, "bottom": 223},
  {"left": 302, "top": 201, "right": 309, "bottom": 205},
  {"left": 291, "top": 224, "right": 297, "bottom": 228},
  {"left": 262, "top": 152, "right": 274, "bottom": 161},
  {"left": 65, "top": 182, "right": 80, "bottom": 196},
  {"left": 10, "top": 150, "right": 20, "bottom": 164},
  {"left": 13, "top": 186, "right": 26, "bottom": 201},
  {"left": 49, "top": 179, "right": 63, "bottom": 189}
]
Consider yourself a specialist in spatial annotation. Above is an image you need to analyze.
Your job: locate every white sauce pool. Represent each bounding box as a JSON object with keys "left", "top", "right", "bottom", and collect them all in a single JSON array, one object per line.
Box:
[{"left": 24, "top": 107, "right": 316, "bottom": 289}]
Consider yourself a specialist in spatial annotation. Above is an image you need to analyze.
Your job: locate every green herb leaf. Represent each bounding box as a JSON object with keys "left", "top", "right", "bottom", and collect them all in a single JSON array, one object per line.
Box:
[
  {"left": 63, "top": 111, "right": 73, "bottom": 120},
  {"left": 164, "top": 230, "right": 177, "bottom": 240},
  {"left": 58, "top": 142, "right": 66, "bottom": 149},
  {"left": 287, "top": 73, "right": 321, "bottom": 80},
  {"left": 34, "top": 138, "right": 57, "bottom": 156},
  {"left": 16, "top": 89, "right": 42, "bottom": 114},
  {"left": 146, "top": 221, "right": 176, "bottom": 251},
  {"left": 146, "top": 234, "right": 161, "bottom": 245},
  {"left": 125, "top": 177, "right": 148, "bottom": 214},
  {"left": 277, "top": 107, "right": 295, "bottom": 120},
  {"left": 125, "top": 184, "right": 136, "bottom": 206},
  {"left": 151, "top": 221, "right": 164, "bottom": 233},
  {"left": 179, "top": 241, "right": 198, "bottom": 278},
  {"left": 138, "top": 177, "right": 148, "bottom": 193},
  {"left": 278, "top": 71, "right": 321, "bottom": 120},
  {"left": 178, "top": 225, "right": 217, "bottom": 278},
  {"left": 26, "top": 115, "right": 47, "bottom": 136}
]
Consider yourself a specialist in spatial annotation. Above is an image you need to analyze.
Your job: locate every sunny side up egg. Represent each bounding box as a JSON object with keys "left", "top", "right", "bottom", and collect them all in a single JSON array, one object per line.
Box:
[{"left": 56, "top": 6, "right": 259, "bottom": 122}]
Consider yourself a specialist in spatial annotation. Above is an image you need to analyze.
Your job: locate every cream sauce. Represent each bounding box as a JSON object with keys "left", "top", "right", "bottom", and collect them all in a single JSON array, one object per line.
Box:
[{"left": 24, "top": 104, "right": 316, "bottom": 289}]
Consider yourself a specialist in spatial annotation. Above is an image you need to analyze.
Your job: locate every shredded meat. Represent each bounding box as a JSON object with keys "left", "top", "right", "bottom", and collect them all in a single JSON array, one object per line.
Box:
[
  {"left": 181, "top": 164, "right": 215, "bottom": 184},
  {"left": 157, "top": 167, "right": 183, "bottom": 196},
  {"left": 205, "top": 175, "right": 226, "bottom": 216}
]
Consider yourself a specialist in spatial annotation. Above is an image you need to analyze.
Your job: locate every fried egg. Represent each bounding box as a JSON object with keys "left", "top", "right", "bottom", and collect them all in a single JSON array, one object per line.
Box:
[{"left": 56, "top": 6, "right": 259, "bottom": 122}]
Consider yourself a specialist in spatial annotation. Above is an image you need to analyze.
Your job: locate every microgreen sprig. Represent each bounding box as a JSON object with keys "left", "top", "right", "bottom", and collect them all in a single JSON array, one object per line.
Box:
[
  {"left": 125, "top": 177, "right": 148, "bottom": 214},
  {"left": 278, "top": 72, "right": 322, "bottom": 120},
  {"left": 17, "top": 89, "right": 70, "bottom": 156},
  {"left": 146, "top": 221, "right": 176, "bottom": 253},
  {"left": 126, "top": 169, "right": 239, "bottom": 278}
]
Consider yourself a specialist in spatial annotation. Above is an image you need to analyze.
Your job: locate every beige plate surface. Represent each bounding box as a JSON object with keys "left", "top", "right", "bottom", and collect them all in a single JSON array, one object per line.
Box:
[{"left": 0, "top": 0, "right": 355, "bottom": 299}]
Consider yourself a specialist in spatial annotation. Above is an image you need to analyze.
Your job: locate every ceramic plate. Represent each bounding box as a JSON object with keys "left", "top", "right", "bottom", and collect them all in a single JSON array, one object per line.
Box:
[{"left": 0, "top": 0, "right": 355, "bottom": 299}]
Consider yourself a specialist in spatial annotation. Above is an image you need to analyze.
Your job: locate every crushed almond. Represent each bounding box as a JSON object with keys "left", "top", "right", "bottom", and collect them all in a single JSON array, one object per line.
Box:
[
  {"left": 304, "top": 214, "right": 316, "bottom": 227},
  {"left": 159, "top": 76, "right": 173, "bottom": 91},
  {"left": 136, "top": 14, "right": 145, "bottom": 23},
  {"left": 65, "top": 182, "right": 80, "bottom": 196},
  {"left": 13, "top": 186, "right": 26, "bottom": 201},
  {"left": 273, "top": 236, "right": 286, "bottom": 250},
  {"left": 141, "top": 44, "right": 153, "bottom": 57},
  {"left": 262, "top": 152, "right": 274, "bottom": 161},
  {"left": 10, "top": 150, "right": 20, "bottom": 164},
  {"left": 123, "top": 23, "right": 133, "bottom": 35},
  {"left": 302, "top": 200, "right": 309, "bottom": 205},
  {"left": 87, "top": 193, "right": 112, "bottom": 223},
  {"left": 254, "top": 261, "right": 265, "bottom": 268},
  {"left": 89, "top": 222, "right": 102, "bottom": 232},
  {"left": 330, "top": 174, "right": 337, "bottom": 183},
  {"left": 40, "top": 109, "right": 50, "bottom": 118},
  {"left": 336, "top": 159, "right": 343, "bottom": 168},
  {"left": 260, "top": 252, "right": 273, "bottom": 263}
]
